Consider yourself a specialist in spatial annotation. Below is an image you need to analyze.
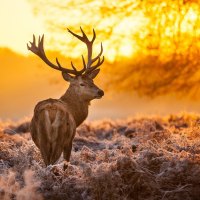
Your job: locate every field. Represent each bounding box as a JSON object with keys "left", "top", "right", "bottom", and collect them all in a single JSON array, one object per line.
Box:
[{"left": 0, "top": 114, "right": 200, "bottom": 200}]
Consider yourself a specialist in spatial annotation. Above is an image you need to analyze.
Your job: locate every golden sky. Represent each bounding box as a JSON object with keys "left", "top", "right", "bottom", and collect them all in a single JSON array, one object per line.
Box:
[
  {"left": 0, "top": 0, "right": 143, "bottom": 60},
  {"left": 1, "top": 0, "right": 200, "bottom": 121},
  {"left": 0, "top": 0, "right": 44, "bottom": 54},
  {"left": 1, "top": 0, "right": 199, "bottom": 60}
]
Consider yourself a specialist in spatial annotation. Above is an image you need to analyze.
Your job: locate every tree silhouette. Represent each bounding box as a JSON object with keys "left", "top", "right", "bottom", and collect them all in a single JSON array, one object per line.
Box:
[{"left": 28, "top": 0, "right": 200, "bottom": 97}]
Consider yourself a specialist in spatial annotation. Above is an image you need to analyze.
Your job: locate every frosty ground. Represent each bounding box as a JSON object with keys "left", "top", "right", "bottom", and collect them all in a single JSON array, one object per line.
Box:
[{"left": 0, "top": 114, "right": 200, "bottom": 200}]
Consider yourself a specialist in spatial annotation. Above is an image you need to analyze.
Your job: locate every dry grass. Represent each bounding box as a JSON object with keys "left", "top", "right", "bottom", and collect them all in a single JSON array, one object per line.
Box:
[{"left": 0, "top": 114, "right": 200, "bottom": 199}]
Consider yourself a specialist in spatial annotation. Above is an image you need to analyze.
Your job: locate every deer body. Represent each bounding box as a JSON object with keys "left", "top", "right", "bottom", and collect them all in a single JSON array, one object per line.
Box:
[{"left": 28, "top": 28, "right": 104, "bottom": 166}]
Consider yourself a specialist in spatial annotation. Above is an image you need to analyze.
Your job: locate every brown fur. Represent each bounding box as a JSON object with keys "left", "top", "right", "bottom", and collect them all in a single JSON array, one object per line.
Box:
[{"left": 30, "top": 76, "right": 103, "bottom": 166}]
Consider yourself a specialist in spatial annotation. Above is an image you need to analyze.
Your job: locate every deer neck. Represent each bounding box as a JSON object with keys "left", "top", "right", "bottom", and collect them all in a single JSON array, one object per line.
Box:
[{"left": 60, "top": 87, "right": 89, "bottom": 126}]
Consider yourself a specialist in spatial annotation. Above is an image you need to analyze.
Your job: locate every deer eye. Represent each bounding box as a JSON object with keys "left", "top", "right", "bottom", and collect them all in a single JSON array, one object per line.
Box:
[{"left": 80, "top": 83, "right": 85, "bottom": 86}]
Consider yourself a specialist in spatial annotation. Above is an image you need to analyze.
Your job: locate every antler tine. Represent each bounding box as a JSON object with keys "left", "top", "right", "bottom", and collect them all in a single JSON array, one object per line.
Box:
[
  {"left": 80, "top": 27, "right": 90, "bottom": 43},
  {"left": 81, "top": 55, "right": 87, "bottom": 69},
  {"left": 38, "top": 35, "right": 41, "bottom": 47},
  {"left": 27, "top": 35, "right": 36, "bottom": 52},
  {"left": 89, "top": 42, "right": 103, "bottom": 65},
  {"left": 70, "top": 59, "right": 86, "bottom": 75},
  {"left": 70, "top": 62, "right": 77, "bottom": 71},
  {"left": 33, "top": 34, "right": 36, "bottom": 44},
  {"left": 91, "top": 29, "right": 96, "bottom": 43},
  {"left": 39, "top": 35, "right": 45, "bottom": 52},
  {"left": 56, "top": 57, "right": 65, "bottom": 71},
  {"left": 86, "top": 56, "right": 105, "bottom": 74},
  {"left": 32, "top": 34, "right": 36, "bottom": 46}
]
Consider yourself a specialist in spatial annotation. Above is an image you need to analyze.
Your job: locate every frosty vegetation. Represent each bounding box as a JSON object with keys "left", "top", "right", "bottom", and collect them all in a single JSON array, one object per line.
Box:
[{"left": 0, "top": 114, "right": 200, "bottom": 200}]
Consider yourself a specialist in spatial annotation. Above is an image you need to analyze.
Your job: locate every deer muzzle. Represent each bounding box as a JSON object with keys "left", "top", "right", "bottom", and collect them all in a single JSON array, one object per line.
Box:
[{"left": 95, "top": 89, "right": 104, "bottom": 99}]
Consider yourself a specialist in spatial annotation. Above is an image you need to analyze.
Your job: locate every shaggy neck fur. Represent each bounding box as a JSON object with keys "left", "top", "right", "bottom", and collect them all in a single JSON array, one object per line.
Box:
[{"left": 60, "top": 86, "right": 89, "bottom": 126}]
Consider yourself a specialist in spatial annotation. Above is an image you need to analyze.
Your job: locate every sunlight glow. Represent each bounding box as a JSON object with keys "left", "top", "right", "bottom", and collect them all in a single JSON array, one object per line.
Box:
[
  {"left": 119, "top": 41, "right": 134, "bottom": 58},
  {"left": 1, "top": 0, "right": 200, "bottom": 62},
  {"left": 0, "top": 0, "right": 44, "bottom": 54}
]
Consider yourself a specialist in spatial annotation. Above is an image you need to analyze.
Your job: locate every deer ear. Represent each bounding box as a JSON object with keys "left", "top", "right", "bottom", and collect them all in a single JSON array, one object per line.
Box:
[
  {"left": 88, "top": 69, "right": 100, "bottom": 79},
  {"left": 62, "top": 72, "right": 74, "bottom": 82}
]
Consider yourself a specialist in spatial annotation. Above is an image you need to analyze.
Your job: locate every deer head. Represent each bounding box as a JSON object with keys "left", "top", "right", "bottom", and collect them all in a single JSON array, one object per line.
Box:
[{"left": 27, "top": 27, "right": 104, "bottom": 101}]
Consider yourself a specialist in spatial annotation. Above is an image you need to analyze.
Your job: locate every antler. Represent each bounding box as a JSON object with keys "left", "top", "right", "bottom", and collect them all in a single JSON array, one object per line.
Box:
[
  {"left": 67, "top": 27, "right": 104, "bottom": 74},
  {"left": 27, "top": 27, "right": 104, "bottom": 76},
  {"left": 27, "top": 35, "right": 86, "bottom": 76}
]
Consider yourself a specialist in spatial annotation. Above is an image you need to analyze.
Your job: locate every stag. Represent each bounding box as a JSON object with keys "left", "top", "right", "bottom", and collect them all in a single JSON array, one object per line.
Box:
[{"left": 27, "top": 27, "right": 104, "bottom": 166}]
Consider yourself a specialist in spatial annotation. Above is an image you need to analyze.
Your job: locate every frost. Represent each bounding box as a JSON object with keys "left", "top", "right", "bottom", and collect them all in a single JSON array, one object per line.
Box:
[{"left": 0, "top": 114, "right": 200, "bottom": 199}]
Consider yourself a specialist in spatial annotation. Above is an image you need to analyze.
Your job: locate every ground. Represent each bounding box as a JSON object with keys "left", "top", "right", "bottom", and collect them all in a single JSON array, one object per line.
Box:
[{"left": 0, "top": 114, "right": 200, "bottom": 200}]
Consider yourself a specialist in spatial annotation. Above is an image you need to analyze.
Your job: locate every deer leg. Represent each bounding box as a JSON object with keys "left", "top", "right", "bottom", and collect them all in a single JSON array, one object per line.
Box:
[
  {"left": 50, "top": 111, "right": 62, "bottom": 164},
  {"left": 38, "top": 110, "right": 52, "bottom": 166},
  {"left": 63, "top": 141, "right": 72, "bottom": 170},
  {"left": 63, "top": 141, "right": 72, "bottom": 161}
]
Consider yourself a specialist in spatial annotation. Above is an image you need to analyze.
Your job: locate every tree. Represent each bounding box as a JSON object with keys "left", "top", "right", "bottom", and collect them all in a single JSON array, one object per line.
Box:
[{"left": 28, "top": 0, "right": 200, "bottom": 97}]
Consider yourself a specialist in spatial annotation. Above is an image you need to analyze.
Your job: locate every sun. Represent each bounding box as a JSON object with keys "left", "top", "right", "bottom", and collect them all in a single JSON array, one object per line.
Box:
[{"left": 119, "top": 42, "right": 134, "bottom": 58}]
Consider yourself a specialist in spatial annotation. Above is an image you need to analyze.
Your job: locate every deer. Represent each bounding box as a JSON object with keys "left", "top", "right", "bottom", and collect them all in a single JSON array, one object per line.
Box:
[{"left": 27, "top": 27, "right": 104, "bottom": 167}]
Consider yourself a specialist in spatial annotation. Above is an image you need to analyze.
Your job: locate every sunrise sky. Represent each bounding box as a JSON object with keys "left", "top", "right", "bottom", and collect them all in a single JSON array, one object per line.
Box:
[
  {"left": 0, "top": 0, "right": 44, "bottom": 54},
  {"left": 1, "top": 0, "right": 200, "bottom": 121}
]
